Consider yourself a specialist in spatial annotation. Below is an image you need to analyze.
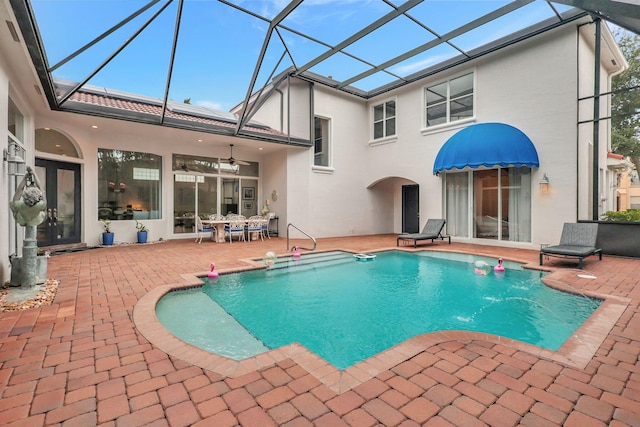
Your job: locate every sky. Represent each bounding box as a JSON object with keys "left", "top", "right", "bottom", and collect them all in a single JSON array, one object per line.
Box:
[{"left": 30, "top": 0, "right": 576, "bottom": 112}]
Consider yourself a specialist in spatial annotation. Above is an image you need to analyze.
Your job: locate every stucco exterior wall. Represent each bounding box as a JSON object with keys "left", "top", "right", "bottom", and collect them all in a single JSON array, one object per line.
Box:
[
  {"left": 359, "top": 23, "right": 581, "bottom": 247},
  {"left": 0, "top": 4, "right": 625, "bottom": 275}
]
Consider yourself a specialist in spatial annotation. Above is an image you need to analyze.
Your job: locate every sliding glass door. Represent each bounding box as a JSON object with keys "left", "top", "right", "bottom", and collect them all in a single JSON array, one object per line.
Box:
[{"left": 444, "top": 167, "right": 532, "bottom": 242}]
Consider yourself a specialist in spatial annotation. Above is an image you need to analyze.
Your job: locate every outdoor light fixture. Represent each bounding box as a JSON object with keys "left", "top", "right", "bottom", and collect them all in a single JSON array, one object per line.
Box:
[
  {"left": 4, "top": 140, "right": 26, "bottom": 176},
  {"left": 539, "top": 173, "right": 550, "bottom": 193}
]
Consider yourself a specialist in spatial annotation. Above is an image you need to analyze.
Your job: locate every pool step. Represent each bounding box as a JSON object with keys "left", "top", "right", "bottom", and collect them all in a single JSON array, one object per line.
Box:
[{"left": 267, "top": 251, "right": 354, "bottom": 271}]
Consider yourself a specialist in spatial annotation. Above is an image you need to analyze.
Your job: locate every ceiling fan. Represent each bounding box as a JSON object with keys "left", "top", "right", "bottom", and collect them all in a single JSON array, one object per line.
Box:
[{"left": 222, "top": 144, "right": 250, "bottom": 167}]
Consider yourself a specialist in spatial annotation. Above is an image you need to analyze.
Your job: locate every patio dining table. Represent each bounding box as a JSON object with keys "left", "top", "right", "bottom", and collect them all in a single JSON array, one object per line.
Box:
[{"left": 201, "top": 218, "right": 267, "bottom": 243}]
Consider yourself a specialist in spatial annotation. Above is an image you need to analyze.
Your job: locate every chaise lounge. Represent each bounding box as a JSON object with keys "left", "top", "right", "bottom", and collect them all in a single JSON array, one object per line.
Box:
[
  {"left": 397, "top": 218, "right": 450, "bottom": 248},
  {"left": 540, "top": 222, "right": 602, "bottom": 269}
]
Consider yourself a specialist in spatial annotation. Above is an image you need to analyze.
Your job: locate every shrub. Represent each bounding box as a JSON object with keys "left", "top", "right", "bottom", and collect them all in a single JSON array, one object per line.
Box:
[{"left": 601, "top": 210, "right": 640, "bottom": 222}]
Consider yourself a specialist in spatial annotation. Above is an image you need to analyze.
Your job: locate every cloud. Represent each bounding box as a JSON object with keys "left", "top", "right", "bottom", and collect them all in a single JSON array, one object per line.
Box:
[
  {"left": 196, "top": 100, "right": 227, "bottom": 112},
  {"left": 392, "top": 53, "right": 454, "bottom": 75}
]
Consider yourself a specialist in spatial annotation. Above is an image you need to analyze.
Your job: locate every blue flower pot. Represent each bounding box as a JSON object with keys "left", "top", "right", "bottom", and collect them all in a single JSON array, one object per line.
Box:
[
  {"left": 103, "top": 232, "right": 114, "bottom": 246},
  {"left": 137, "top": 231, "right": 148, "bottom": 244}
]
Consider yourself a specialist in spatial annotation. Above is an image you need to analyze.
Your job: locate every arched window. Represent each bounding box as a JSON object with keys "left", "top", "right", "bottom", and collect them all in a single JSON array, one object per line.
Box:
[{"left": 35, "top": 128, "right": 81, "bottom": 158}]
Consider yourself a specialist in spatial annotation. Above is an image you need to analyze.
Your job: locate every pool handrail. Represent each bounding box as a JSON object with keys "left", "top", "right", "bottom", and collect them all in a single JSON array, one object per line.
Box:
[{"left": 287, "top": 223, "right": 317, "bottom": 252}]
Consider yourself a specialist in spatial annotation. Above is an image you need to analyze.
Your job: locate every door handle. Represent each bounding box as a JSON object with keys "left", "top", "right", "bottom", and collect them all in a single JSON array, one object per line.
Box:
[
  {"left": 47, "top": 208, "right": 53, "bottom": 226},
  {"left": 52, "top": 208, "right": 58, "bottom": 226}
]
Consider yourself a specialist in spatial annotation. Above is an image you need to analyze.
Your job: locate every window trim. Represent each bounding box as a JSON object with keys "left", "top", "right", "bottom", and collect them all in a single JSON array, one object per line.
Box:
[{"left": 422, "top": 71, "right": 475, "bottom": 130}]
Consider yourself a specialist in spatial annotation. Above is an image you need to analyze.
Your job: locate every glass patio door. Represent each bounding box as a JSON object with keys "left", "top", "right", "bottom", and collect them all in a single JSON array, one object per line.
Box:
[{"left": 173, "top": 174, "right": 218, "bottom": 234}]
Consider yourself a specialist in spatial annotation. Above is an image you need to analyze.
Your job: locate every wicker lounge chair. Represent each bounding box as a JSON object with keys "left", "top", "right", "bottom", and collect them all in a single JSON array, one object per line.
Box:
[
  {"left": 397, "top": 219, "right": 450, "bottom": 248},
  {"left": 540, "top": 223, "right": 602, "bottom": 268}
]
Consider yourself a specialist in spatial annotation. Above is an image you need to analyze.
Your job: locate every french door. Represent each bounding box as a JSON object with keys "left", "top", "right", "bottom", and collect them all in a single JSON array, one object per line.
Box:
[{"left": 35, "top": 159, "right": 81, "bottom": 247}]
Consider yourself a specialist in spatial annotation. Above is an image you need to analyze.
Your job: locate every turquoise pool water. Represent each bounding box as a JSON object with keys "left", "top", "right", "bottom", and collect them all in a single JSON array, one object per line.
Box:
[{"left": 156, "top": 251, "right": 601, "bottom": 370}]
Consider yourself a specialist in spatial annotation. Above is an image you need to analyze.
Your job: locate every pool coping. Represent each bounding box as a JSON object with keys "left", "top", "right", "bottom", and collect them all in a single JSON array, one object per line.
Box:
[{"left": 132, "top": 247, "right": 630, "bottom": 394}]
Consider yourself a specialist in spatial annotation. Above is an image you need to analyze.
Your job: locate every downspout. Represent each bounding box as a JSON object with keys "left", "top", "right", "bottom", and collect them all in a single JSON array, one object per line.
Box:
[
  {"left": 275, "top": 88, "right": 284, "bottom": 133},
  {"left": 287, "top": 74, "right": 291, "bottom": 144},
  {"left": 309, "top": 81, "right": 315, "bottom": 146},
  {"left": 592, "top": 18, "right": 601, "bottom": 220}
]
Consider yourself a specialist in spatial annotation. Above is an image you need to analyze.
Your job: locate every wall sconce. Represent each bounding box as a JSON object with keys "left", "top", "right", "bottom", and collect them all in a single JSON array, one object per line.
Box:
[
  {"left": 3, "top": 141, "right": 26, "bottom": 176},
  {"left": 539, "top": 173, "right": 550, "bottom": 193}
]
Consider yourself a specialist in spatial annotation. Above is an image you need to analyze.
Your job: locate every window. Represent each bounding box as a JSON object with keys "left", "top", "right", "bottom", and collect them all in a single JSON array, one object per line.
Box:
[
  {"left": 314, "top": 116, "right": 330, "bottom": 167},
  {"left": 373, "top": 100, "right": 396, "bottom": 139},
  {"left": 426, "top": 73, "right": 473, "bottom": 127},
  {"left": 8, "top": 98, "right": 24, "bottom": 141},
  {"left": 98, "top": 149, "right": 162, "bottom": 220}
]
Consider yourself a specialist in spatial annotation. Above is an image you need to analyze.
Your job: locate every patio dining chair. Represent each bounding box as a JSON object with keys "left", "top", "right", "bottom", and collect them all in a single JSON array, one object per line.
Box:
[
  {"left": 263, "top": 212, "right": 275, "bottom": 239},
  {"left": 195, "top": 215, "right": 214, "bottom": 244},
  {"left": 225, "top": 219, "right": 246, "bottom": 243},
  {"left": 246, "top": 216, "right": 265, "bottom": 242}
]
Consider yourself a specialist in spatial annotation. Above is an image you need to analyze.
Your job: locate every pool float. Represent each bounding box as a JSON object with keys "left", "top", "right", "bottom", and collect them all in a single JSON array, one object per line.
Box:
[
  {"left": 354, "top": 253, "right": 376, "bottom": 261},
  {"left": 494, "top": 258, "right": 505, "bottom": 273},
  {"left": 264, "top": 251, "right": 277, "bottom": 266},
  {"left": 473, "top": 260, "right": 491, "bottom": 275},
  {"left": 207, "top": 262, "right": 219, "bottom": 278}
]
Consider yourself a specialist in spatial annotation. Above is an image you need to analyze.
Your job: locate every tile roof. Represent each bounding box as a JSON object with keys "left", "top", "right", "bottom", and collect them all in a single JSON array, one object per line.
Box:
[{"left": 68, "top": 90, "right": 291, "bottom": 139}]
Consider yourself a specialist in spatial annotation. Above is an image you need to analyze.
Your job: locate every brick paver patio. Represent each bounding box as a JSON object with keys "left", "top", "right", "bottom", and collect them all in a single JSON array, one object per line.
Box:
[{"left": 1, "top": 235, "right": 639, "bottom": 426}]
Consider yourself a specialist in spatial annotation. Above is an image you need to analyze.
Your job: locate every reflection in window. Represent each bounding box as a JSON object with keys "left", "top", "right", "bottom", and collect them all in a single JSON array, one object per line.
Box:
[
  {"left": 444, "top": 167, "right": 531, "bottom": 242},
  {"left": 98, "top": 149, "right": 162, "bottom": 221},
  {"left": 426, "top": 73, "right": 474, "bottom": 126},
  {"left": 314, "top": 116, "right": 330, "bottom": 167},
  {"left": 173, "top": 174, "right": 218, "bottom": 234},
  {"left": 373, "top": 100, "right": 396, "bottom": 139},
  {"left": 35, "top": 128, "right": 80, "bottom": 158},
  {"left": 173, "top": 153, "right": 259, "bottom": 176}
]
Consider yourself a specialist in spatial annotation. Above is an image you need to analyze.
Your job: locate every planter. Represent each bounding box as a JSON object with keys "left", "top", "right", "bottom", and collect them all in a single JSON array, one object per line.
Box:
[
  {"left": 102, "top": 232, "right": 114, "bottom": 246},
  {"left": 580, "top": 220, "right": 640, "bottom": 258},
  {"left": 597, "top": 221, "right": 640, "bottom": 258},
  {"left": 137, "top": 231, "right": 148, "bottom": 244}
]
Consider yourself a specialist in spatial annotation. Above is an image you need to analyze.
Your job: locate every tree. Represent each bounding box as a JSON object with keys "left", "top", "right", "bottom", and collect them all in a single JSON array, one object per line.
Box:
[{"left": 611, "top": 30, "right": 640, "bottom": 171}]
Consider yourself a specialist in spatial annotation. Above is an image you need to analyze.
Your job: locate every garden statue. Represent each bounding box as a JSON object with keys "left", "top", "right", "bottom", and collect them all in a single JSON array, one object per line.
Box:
[
  {"left": 10, "top": 166, "right": 47, "bottom": 226},
  {"left": 9, "top": 166, "right": 48, "bottom": 289}
]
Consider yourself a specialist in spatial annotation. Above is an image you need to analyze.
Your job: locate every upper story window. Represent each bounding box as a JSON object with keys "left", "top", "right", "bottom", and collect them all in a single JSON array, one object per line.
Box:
[
  {"left": 426, "top": 73, "right": 474, "bottom": 127},
  {"left": 314, "top": 116, "right": 330, "bottom": 167},
  {"left": 373, "top": 100, "right": 396, "bottom": 139}
]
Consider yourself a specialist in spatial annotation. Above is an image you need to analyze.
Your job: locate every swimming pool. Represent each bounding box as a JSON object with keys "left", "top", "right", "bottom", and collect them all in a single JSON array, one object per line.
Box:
[{"left": 156, "top": 250, "right": 601, "bottom": 370}]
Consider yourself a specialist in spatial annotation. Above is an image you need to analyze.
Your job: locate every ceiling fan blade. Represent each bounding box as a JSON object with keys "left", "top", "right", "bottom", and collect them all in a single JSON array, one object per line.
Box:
[{"left": 224, "top": 144, "right": 250, "bottom": 166}]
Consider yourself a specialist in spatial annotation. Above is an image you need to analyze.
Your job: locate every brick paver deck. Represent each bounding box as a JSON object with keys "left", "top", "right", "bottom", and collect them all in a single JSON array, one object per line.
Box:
[{"left": 1, "top": 235, "right": 639, "bottom": 426}]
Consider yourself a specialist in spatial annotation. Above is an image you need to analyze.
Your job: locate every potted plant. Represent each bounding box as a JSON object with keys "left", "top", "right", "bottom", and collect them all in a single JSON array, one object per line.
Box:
[
  {"left": 101, "top": 219, "right": 114, "bottom": 246},
  {"left": 135, "top": 220, "right": 148, "bottom": 244}
]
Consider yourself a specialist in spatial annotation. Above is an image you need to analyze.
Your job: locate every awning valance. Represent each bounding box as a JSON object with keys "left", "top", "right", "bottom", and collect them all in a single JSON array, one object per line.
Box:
[{"left": 433, "top": 123, "right": 539, "bottom": 174}]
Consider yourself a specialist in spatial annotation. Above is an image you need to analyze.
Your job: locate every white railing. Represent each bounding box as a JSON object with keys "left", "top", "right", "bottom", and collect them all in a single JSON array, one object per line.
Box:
[{"left": 286, "top": 223, "right": 317, "bottom": 252}]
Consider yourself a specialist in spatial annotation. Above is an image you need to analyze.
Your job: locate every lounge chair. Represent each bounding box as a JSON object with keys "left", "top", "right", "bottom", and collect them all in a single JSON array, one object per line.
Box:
[
  {"left": 540, "top": 223, "right": 602, "bottom": 269},
  {"left": 397, "top": 219, "right": 450, "bottom": 248}
]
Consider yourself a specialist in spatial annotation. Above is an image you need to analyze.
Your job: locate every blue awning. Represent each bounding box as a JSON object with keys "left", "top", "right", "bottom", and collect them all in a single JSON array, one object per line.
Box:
[{"left": 433, "top": 123, "right": 539, "bottom": 174}]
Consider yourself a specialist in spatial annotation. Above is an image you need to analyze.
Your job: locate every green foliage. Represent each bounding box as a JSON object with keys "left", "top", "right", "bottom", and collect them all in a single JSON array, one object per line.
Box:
[
  {"left": 100, "top": 219, "right": 111, "bottom": 233},
  {"left": 612, "top": 30, "right": 640, "bottom": 170},
  {"left": 601, "top": 210, "right": 640, "bottom": 222},
  {"left": 183, "top": 98, "right": 191, "bottom": 104},
  {"left": 135, "top": 220, "right": 148, "bottom": 232}
]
